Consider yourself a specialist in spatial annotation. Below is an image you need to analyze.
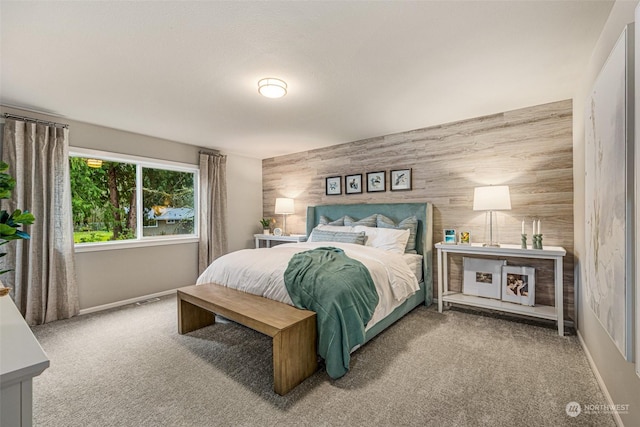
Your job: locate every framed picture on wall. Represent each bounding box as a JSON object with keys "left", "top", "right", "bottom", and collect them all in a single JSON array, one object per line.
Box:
[
  {"left": 366, "top": 171, "right": 386, "bottom": 192},
  {"left": 390, "top": 169, "right": 412, "bottom": 191},
  {"left": 325, "top": 176, "right": 342, "bottom": 195},
  {"left": 345, "top": 174, "right": 363, "bottom": 194}
]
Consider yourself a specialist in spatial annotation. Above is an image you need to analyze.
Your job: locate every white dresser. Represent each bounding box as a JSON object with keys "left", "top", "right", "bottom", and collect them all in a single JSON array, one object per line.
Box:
[{"left": 0, "top": 294, "right": 49, "bottom": 427}]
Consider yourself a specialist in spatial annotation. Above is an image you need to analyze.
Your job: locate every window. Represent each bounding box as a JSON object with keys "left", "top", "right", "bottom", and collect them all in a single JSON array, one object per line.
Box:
[{"left": 69, "top": 149, "right": 198, "bottom": 248}]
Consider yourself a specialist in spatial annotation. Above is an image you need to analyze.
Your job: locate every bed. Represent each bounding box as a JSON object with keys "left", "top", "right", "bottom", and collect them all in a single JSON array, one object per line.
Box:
[{"left": 185, "top": 202, "right": 433, "bottom": 392}]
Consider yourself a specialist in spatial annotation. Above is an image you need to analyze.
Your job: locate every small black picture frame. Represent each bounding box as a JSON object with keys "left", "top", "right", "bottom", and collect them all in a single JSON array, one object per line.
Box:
[
  {"left": 345, "top": 174, "right": 363, "bottom": 194},
  {"left": 325, "top": 176, "right": 342, "bottom": 195},
  {"left": 390, "top": 168, "right": 412, "bottom": 191},
  {"left": 366, "top": 171, "right": 386, "bottom": 192}
]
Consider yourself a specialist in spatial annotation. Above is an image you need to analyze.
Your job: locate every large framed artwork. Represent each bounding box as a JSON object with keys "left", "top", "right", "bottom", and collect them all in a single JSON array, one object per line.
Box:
[{"left": 584, "top": 24, "right": 634, "bottom": 361}]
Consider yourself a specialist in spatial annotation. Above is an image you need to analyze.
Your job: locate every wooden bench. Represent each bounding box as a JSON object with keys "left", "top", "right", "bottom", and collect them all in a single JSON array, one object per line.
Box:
[{"left": 177, "top": 283, "right": 317, "bottom": 395}]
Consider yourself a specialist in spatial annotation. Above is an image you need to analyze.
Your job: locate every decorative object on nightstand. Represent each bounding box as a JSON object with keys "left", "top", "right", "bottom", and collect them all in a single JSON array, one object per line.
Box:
[
  {"left": 273, "top": 227, "right": 283, "bottom": 236},
  {"left": 275, "top": 198, "right": 294, "bottom": 235},
  {"left": 502, "top": 265, "right": 535, "bottom": 306},
  {"left": 459, "top": 231, "right": 471, "bottom": 245},
  {"left": 443, "top": 229, "right": 456, "bottom": 244},
  {"left": 473, "top": 185, "right": 511, "bottom": 247},
  {"left": 532, "top": 219, "right": 543, "bottom": 249},
  {"left": 259, "top": 217, "right": 272, "bottom": 235},
  {"left": 520, "top": 219, "right": 527, "bottom": 249},
  {"left": 462, "top": 257, "right": 505, "bottom": 300}
]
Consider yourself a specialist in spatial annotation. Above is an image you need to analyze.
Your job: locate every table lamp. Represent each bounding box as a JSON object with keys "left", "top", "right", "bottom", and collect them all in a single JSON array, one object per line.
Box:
[
  {"left": 274, "top": 198, "right": 294, "bottom": 235},
  {"left": 473, "top": 185, "right": 511, "bottom": 247}
]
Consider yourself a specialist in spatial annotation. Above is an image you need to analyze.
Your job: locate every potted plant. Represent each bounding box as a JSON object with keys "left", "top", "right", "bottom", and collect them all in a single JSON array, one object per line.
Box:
[
  {"left": 0, "top": 161, "right": 35, "bottom": 296},
  {"left": 259, "top": 218, "right": 272, "bottom": 235}
]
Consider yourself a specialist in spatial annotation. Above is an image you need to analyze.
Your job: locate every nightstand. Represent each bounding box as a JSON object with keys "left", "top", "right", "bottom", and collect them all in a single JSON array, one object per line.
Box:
[{"left": 254, "top": 234, "right": 307, "bottom": 248}]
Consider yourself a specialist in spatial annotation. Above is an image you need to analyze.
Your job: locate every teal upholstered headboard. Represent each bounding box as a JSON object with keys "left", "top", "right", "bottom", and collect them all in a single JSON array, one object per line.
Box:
[{"left": 306, "top": 203, "right": 433, "bottom": 304}]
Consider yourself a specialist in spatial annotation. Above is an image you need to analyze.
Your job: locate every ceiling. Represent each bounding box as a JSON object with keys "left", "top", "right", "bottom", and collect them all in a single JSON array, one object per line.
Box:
[{"left": 1, "top": 1, "right": 614, "bottom": 159}]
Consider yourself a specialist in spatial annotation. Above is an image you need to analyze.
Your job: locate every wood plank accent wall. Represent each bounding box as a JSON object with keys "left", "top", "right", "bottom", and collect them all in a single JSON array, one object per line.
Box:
[{"left": 262, "top": 100, "right": 574, "bottom": 319}]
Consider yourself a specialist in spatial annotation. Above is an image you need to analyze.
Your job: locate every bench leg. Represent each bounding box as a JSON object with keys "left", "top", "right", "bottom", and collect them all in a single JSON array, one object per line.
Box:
[
  {"left": 178, "top": 296, "right": 215, "bottom": 334},
  {"left": 272, "top": 315, "right": 317, "bottom": 395}
]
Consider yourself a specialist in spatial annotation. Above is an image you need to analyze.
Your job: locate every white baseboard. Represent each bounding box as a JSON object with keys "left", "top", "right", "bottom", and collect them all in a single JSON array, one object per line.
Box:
[
  {"left": 78, "top": 288, "right": 177, "bottom": 315},
  {"left": 577, "top": 330, "right": 624, "bottom": 427}
]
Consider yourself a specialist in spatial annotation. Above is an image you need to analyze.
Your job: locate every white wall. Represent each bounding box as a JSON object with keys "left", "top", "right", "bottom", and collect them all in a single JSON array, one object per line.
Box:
[
  {"left": 0, "top": 106, "right": 263, "bottom": 310},
  {"left": 573, "top": 1, "right": 640, "bottom": 425}
]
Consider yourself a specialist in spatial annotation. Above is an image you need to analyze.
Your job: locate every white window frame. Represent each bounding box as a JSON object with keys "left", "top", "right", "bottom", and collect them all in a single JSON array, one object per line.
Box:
[{"left": 69, "top": 147, "right": 199, "bottom": 252}]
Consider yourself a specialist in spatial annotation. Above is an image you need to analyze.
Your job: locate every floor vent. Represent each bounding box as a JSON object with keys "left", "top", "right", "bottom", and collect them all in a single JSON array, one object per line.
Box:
[{"left": 135, "top": 297, "right": 161, "bottom": 306}]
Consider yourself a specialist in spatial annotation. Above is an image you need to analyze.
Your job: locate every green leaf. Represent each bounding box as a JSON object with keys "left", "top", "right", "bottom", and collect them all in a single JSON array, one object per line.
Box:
[
  {"left": 12, "top": 211, "right": 35, "bottom": 225},
  {"left": 14, "top": 230, "right": 30, "bottom": 240},
  {"left": 0, "top": 223, "right": 17, "bottom": 236}
]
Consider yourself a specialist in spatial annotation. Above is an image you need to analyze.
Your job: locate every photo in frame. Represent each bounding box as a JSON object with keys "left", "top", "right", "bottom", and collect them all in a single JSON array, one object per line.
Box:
[
  {"left": 325, "top": 176, "right": 342, "bottom": 195},
  {"left": 443, "top": 229, "right": 456, "bottom": 244},
  {"left": 501, "top": 265, "right": 535, "bottom": 306},
  {"left": 366, "top": 171, "right": 386, "bottom": 192},
  {"left": 462, "top": 257, "right": 506, "bottom": 300},
  {"left": 390, "top": 168, "right": 412, "bottom": 191},
  {"left": 345, "top": 174, "right": 363, "bottom": 194},
  {"left": 459, "top": 231, "right": 471, "bottom": 245}
]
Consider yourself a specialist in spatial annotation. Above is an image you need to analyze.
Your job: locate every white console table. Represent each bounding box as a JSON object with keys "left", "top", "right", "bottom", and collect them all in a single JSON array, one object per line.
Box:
[
  {"left": 0, "top": 294, "right": 50, "bottom": 427},
  {"left": 435, "top": 243, "right": 567, "bottom": 336}
]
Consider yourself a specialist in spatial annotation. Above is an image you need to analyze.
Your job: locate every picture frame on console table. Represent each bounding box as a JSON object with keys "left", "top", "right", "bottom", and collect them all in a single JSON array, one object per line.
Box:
[
  {"left": 443, "top": 229, "right": 456, "bottom": 244},
  {"left": 459, "top": 231, "right": 471, "bottom": 245},
  {"left": 462, "top": 257, "right": 505, "bottom": 300},
  {"left": 501, "top": 265, "right": 535, "bottom": 306}
]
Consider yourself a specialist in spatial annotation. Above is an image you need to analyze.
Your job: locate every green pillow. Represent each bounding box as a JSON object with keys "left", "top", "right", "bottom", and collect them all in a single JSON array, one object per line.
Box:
[
  {"left": 343, "top": 214, "right": 377, "bottom": 227},
  {"left": 319, "top": 215, "right": 345, "bottom": 226},
  {"left": 309, "top": 229, "right": 366, "bottom": 245}
]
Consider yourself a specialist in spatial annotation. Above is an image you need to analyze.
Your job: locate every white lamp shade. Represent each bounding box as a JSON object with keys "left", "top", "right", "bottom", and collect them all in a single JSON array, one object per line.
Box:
[
  {"left": 275, "top": 198, "right": 294, "bottom": 214},
  {"left": 473, "top": 185, "right": 512, "bottom": 211},
  {"left": 258, "top": 78, "right": 287, "bottom": 98}
]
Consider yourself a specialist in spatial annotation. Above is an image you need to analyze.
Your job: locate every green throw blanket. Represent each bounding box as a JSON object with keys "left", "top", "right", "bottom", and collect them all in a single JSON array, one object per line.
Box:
[{"left": 284, "top": 247, "right": 379, "bottom": 379}]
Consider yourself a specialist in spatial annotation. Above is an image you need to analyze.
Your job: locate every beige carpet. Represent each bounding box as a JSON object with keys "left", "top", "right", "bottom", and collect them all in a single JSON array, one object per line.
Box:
[{"left": 31, "top": 295, "right": 614, "bottom": 426}]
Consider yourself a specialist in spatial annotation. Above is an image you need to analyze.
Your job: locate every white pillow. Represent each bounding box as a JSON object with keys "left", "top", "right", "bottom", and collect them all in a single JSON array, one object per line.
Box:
[
  {"left": 353, "top": 225, "right": 410, "bottom": 254},
  {"left": 316, "top": 224, "right": 355, "bottom": 232}
]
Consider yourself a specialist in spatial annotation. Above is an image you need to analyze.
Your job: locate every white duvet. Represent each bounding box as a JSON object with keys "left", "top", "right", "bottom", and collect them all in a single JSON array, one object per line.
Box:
[{"left": 196, "top": 241, "right": 420, "bottom": 331}]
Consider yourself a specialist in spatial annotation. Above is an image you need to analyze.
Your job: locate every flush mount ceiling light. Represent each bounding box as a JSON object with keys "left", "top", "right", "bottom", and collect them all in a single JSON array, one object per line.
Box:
[{"left": 258, "top": 78, "right": 287, "bottom": 98}]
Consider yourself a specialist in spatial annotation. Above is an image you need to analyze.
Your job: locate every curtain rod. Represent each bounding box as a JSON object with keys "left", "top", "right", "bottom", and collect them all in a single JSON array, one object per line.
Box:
[
  {"left": 3, "top": 113, "right": 69, "bottom": 129},
  {"left": 199, "top": 149, "right": 221, "bottom": 156}
]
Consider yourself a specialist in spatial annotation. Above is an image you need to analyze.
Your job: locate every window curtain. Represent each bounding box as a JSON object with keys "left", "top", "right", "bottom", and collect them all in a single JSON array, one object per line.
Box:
[
  {"left": 1, "top": 119, "right": 79, "bottom": 325},
  {"left": 198, "top": 152, "right": 228, "bottom": 274}
]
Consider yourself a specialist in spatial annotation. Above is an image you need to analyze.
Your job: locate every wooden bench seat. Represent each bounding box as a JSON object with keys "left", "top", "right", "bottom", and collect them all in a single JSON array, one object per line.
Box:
[{"left": 177, "top": 283, "right": 317, "bottom": 395}]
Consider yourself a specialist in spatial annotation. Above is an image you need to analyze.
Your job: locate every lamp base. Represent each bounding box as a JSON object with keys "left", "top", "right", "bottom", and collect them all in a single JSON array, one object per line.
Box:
[{"left": 482, "top": 243, "right": 501, "bottom": 248}]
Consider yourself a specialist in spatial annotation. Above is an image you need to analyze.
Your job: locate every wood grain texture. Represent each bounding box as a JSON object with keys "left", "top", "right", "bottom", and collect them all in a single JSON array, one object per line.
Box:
[
  {"left": 262, "top": 100, "right": 575, "bottom": 319},
  {"left": 177, "top": 284, "right": 317, "bottom": 395}
]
